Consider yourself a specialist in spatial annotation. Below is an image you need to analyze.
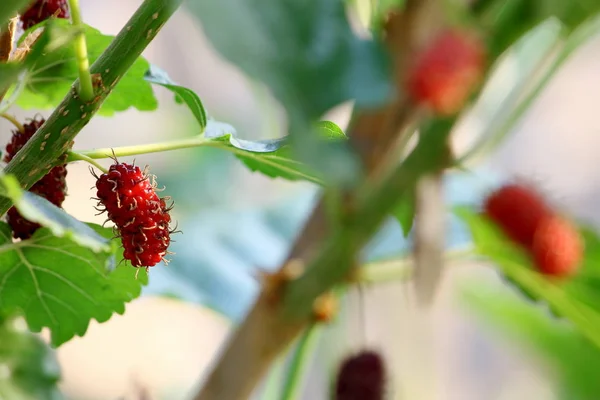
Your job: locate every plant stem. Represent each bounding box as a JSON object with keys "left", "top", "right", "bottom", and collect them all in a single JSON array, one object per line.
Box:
[
  {"left": 76, "top": 136, "right": 217, "bottom": 159},
  {"left": 75, "top": 134, "right": 325, "bottom": 185},
  {"left": 67, "top": 151, "right": 107, "bottom": 173},
  {"left": 67, "top": 0, "right": 94, "bottom": 102},
  {"left": 0, "top": 112, "right": 24, "bottom": 132},
  {"left": 0, "top": 0, "right": 184, "bottom": 216},
  {"left": 279, "top": 325, "right": 320, "bottom": 400}
]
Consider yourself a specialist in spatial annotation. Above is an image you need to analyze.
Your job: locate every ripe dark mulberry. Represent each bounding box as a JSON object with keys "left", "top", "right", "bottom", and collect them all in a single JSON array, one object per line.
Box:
[
  {"left": 4, "top": 117, "right": 68, "bottom": 239},
  {"left": 94, "top": 162, "right": 174, "bottom": 268},
  {"left": 335, "top": 350, "right": 386, "bottom": 400},
  {"left": 20, "top": 0, "right": 70, "bottom": 30}
]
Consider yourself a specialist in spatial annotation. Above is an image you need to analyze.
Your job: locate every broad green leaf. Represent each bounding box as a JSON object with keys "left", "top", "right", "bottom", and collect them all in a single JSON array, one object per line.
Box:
[
  {"left": 0, "top": 318, "right": 62, "bottom": 400},
  {"left": 205, "top": 120, "right": 347, "bottom": 185},
  {"left": 144, "top": 65, "right": 207, "bottom": 129},
  {"left": 15, "top": 20, "right": 157, "bottom": 116},
  {"left": 187, "top": 0, "right": 391, "bottom": 185},
  {"left": 0, "top": 223, "right": 148, "bottom": 346},
  {"left": 1, "top": 174, "right": 109, "bottom": 252},
  {"left": 0, "top": 22, "right": 63, "bottom": 99},
  {"left": 462, "top": 282, "right": 600, "bottom": 400},
  {"left": 455, "top": 206, "right": 600, "bottom": 349},
  {"left": 0, "top": 63, "right": 23, "bottom": 98},
  {"left": 186, "top": 0, "right": 391, "bottom": 120}
]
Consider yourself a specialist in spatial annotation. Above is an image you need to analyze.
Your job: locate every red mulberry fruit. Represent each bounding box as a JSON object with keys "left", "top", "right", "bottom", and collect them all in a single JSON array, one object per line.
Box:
[
  {"left": 335, "top": 350, "right": 386, "bottom": 400},
  {"left": 20, "top": 0, "right": 70, "bottom": 30},
  {"left": 483, "top": 183, "right": 552, "bottom": 249},
  {"left": 532, "top": 215, "right": 583, "bottom": 278},
  {"left": 4, "top": 117, "right": 68, "bottom": 239},
  {"left": 407, "top": 29, "right": 486, "bottom": 116},
  {"left": 94, "top": 162, "right": 174, "bottom": 269}
]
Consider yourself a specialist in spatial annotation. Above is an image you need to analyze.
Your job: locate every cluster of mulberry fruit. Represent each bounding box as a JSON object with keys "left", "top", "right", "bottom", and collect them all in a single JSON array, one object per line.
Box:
[
  {"left": 20, "top": 0, "right": 70, "bottom": 30},
  {"left": 2, "top": 116, "right": 175, "bottom": 270},
  {"left": 483, "top": 183, "right": 583, "bottom": 278},
  {"left": 94, "top": 162, "right": 174, "bottom": 269},
  {"left": 4, "top": 117, "right": 68, "bottom": 239}
]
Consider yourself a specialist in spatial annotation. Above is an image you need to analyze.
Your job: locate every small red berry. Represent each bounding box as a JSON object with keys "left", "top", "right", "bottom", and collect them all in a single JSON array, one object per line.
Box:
[
  {"left": 407, "top": 29, "right": 486, "bottom": 116},
  {"left": 94, "top": 162, "right": 174, "bottom": 268},
  {"left": 4, "top": 117, "right": 68, "bottom": 239},
  {"left": 483, "top": 183, "right": 551, "bottom": 249},
  {"left": 532, "top": 215, "right": 583, "bottom": 278},
  {"left": 20, "top": 0, "right": 70, "bottom": 30},
  {"left": 335, "top": 350, "right": 386, "bottom": 400}
]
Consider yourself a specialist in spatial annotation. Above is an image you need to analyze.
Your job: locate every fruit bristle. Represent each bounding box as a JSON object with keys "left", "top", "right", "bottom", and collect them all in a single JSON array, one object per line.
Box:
[{"left": 94, "top": 162, "right": 174, "bottom": 268}]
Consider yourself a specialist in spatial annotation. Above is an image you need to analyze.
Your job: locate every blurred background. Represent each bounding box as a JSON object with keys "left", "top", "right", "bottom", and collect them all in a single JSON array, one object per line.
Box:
[{"left": 3, "top": 1, "right": 600, "bottom": 399}]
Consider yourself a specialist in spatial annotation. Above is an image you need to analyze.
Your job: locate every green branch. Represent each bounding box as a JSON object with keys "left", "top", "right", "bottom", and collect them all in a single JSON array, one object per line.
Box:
[
  {"left": 0, "top": 0, "right": 184, "bottom": 216},
  {"left": 67, "top": 0, "right": 94, "bottom": 102},
  {"left": 281, "top": 118, "right": 454, "bottom": 320}
]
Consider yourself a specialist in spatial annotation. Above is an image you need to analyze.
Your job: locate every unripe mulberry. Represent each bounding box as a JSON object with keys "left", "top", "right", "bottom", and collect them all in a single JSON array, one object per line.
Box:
[
  {"left": 20, "top": 0, "right": 70, "bottom": 30},
  {"left": 335, "top": 350, "right": 386, "bottom": 400},
  {"left": 483, "top": 183, "right": 551, "bottom": 249},
  {"left": 94, "top": 162, "right": 174, "bottom": 269},
  {"left": 4, "top": 117, "right": 68, "bottom": 239},
  {"left": 532, "top": 215, "right": 583, "bottom": 278},
  {"left": 407, "top": 29, "right": 485, "bottom": 116}
]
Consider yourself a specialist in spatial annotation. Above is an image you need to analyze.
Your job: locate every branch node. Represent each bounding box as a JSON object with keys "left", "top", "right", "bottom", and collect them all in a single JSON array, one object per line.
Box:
[{"left": 312, "top": 291, "right": 338, "bottom": 323}]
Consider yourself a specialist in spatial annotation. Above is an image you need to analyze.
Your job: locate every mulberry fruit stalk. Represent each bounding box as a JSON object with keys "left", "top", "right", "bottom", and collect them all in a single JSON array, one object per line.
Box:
[{"left": 94, "top": 162, "right": 174, "bottom": 269}]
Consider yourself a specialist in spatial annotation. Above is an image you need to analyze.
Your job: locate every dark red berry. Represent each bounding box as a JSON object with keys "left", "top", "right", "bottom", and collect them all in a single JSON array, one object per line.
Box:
[
  {"left": 483, "top": 183, "right": 552, "bottom": 249},
  {"left": 20, "top": 0, "right": 70, "bottom": 30},
  {"left": 407, "top": 29, "right": 485, "bottom": 116},
  {"left": 4, "top": 117, "right": 68, "bottom": 239},
  {"left": 94, "top": 162, "right": 173, "bottom": 268},
  {"left": 532, "top": 215, "right": 583, "bottom": 278},
  {"left": 335, "top": 350, "right": 386, "bottom": 400}
]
